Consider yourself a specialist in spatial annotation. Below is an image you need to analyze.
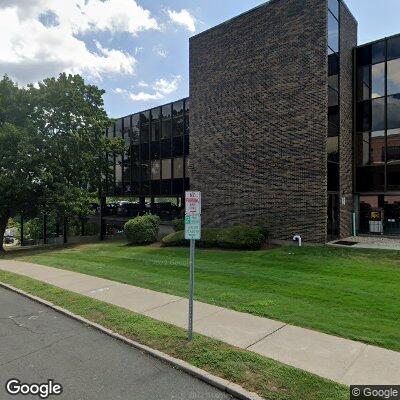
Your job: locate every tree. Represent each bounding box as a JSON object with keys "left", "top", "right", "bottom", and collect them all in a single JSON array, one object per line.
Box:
[{"left": 0, "top": 74, "right": 121, "bottom": 252}]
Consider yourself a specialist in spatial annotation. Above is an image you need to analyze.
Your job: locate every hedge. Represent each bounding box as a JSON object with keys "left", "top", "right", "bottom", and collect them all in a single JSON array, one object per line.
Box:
[
  {"left": 124, "top": 214, "right": 160, "bottom": 245},
  {"left": 162, "top": 226, "right": 266, "bottom": 250},
  {"left": 172, "top": 218, "right": 184, "bottom": 232}
]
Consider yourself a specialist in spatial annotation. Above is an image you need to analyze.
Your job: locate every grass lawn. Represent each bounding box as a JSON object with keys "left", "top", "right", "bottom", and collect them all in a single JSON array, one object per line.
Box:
[
  {"left": 3, "top": 242, "right": 400, "bottom": 351},
  {"left": 0, "top": 270, "right": 348, "bottom": 400}
]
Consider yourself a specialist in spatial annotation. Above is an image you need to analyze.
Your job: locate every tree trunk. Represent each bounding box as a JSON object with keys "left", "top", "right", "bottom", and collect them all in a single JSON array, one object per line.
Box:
[{"left": 0, "top": 213, "right": 9, "bottom": 253}]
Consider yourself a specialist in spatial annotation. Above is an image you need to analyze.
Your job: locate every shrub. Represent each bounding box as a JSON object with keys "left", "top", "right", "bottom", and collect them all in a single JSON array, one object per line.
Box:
[
  {"left": 172, "top": 218, "right": 184, "bottom": 232},
  {"left": 124, "top": 214, "right": 160, "bottom": 245},
  {"left": 162, "top": 225, "right": 266, "bottom": 250}
]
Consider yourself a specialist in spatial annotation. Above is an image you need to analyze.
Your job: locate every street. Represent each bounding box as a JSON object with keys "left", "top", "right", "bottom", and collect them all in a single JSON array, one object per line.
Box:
[{"left": 0, "top": 287, "right": 234, "bottom": 400}]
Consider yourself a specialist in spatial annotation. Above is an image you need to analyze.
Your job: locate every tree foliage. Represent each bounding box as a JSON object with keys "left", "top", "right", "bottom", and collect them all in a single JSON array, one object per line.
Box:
[{"left": 0, "top": 73, "right": 121, "bottom": 251}]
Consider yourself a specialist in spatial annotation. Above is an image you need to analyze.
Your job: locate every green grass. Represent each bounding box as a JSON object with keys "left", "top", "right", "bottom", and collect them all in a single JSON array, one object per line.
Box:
[
  {"left": 3, "top": 242, "right": 400, "bottom": 351},
  {"left": 0, "top": 270, "right": 348, "bottom": 400}
]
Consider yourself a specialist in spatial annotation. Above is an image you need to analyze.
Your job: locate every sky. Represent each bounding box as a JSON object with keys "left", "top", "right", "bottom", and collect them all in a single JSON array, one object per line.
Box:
[{"left": 0, "top": 0, "right": 399, "bottom": 118}]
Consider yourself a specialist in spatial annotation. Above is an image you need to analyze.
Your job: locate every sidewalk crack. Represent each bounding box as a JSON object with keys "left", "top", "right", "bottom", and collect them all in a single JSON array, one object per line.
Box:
[{"left": 245, "top": 323, "right": 288, "bottom": 349}]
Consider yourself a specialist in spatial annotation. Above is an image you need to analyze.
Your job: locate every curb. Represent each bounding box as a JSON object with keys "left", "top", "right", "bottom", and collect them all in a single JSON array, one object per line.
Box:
[{"left": 0, "top": 282, "right": 264, "bottom": 400}]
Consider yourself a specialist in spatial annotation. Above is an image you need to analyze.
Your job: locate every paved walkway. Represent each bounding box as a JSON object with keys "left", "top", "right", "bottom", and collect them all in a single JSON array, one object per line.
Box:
[
  {"left": 329, "top": 236, "right": 400, "bottom": 250},
  {"left": 1, "top": 260, "right": 399, "bottom": 386}
]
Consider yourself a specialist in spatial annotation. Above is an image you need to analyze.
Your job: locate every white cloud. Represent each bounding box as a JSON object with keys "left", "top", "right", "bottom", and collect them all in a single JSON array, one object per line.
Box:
[
  {"left": 153, "top": 45, "right": 168, "bottom": 58},
  {"left": 0, "top": 0, "right": 158, "bottom": 84},
  {"left": 167, "top": 9, "right": 196, "bottom": 33},
  {"left": 116, "top": 75, "right": 182, "bottom": 102}
]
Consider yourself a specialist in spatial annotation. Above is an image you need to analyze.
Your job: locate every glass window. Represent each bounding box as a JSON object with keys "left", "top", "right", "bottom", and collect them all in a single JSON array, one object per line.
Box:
[
  {"left": 371, "top": 63, "right": 385, "bottom": 98},
  {"left": 357, "top": 101, "right": 371, "bottom": 132},
  {"left": 328, "top": 0, "right": 339, "bottom": 19},
  {"left": 327, "top": 137, "right": 339, "bottom": 162},
  {"left": 161, "top": 159, "right": 171, "bottom": 180},
  {"left": 151, "top": 107, "right": 161, "bottom": 121},
  {"left": 151, "top": 160, "right": 160, "bottom": 180},
  {"left": 173, "top": 158, "right": 184, "bottom": 179},
  {"left": 369, "top": 131, "right": 386, "bottom": 165},
  {"left": 387, "top": 36, "right": 400, "bottom": 61},
  {"left": 357, "top": 45, "right": 372, "bottom": 66},
  {"left": 328, "top": 105, "right": 339, "bottom": 127},
  {"left": 123, "top": 116, "right": 131, "bottom": 132},
  {"left": 357, "top": 65, "right": 370, "bottom": 101},
  {"left": 140, "top": 111, "right": 149, "bottom": 124},
  {"left": 151, "top": 122, "right": 160, "bottom": 141},
  {"left": 356, "top": 166, "right": 385, "bottom": 192},
  {"left": 327, "top": 162, "right": 339, "bottom": 192},
  {"left": 388, "top": 94, "right": 400, "bottom": 130},
  {"left": 184, "top": 115, "right": 189, "bottom": 136},
  {"left": 328, "top": 53, "right": 339, "bottom": 76},
  {"left": 141, "top": 161, "right": 150, "bottom": 181},
  {"left": 329, "top": 87, "right": 339, "bottom": 107},
  {"left": 372, "top": 97, "right": 385, "bottom": 131},
  {"left": 162, "top": 119, "right": 171, "bottom": 139},
  {"left": 140, "top": 124, "right": 149, "bottom": 143},
  {"left": 328, "top": 12, "right": 339, "bottom": 54},
  {"left": 184, "top": 99, "right": 190, "bottom": 114},
  {"left": 162, "top": 104, "right": 171, "bottom": 119},
  {"left": 107, "top": 125, "right": 114, "bottom": 137},
  {"left": 115, "top": 118, "right": 123, "bottom": 134},
  {"left": 172, "top": 117, "right": 184, "bottom": 137},
  {"left": 387, "top": 59, "right": 400, "bottom": 96},
  {"left": 173, "top": 101, "right": 184, "bottom": 116},
  {"left": 372, "top": 41, "right": 386, "bottom": 64},
  {"left": 328, "top": 74, "right": 339, "bottom": 91},
  {"left": 387, "top": 165, "right": 400, "bottom": 189},
  {"left": 387, "top": 129, "right": 400, "bottom": 163}
]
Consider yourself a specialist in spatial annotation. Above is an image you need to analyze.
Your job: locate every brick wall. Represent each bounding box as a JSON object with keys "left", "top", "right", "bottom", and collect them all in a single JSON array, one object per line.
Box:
[
  {"left": 339, "top": 2, "right": 358, "bottom": 238},
  {"left": 189, "top": 0, "right": 329, "bottom": 242}
]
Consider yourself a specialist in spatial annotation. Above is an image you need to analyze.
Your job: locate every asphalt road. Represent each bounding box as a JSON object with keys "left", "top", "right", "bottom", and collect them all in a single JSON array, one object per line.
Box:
[{"left": 0, "top": 287, "right": 234, "bottom": 400}]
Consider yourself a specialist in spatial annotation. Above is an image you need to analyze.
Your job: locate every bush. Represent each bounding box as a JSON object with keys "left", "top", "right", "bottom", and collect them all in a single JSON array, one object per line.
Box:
[
  {"left": 124, "top": 214, "right": 160, "bottom": 245},
  {"left": 162, "top": 225, "right": 266, "bottom": 250},
  {"left": 172, "top": 218, "right": 184, "bottom": 232}
]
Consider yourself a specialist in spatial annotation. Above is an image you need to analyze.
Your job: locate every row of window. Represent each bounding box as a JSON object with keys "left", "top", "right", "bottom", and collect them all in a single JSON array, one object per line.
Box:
[
  {"left": 357, "top": 36, "right": 400, "bottom": 67},
  {"left": 327, "top": 0, "right": 340, "bottom": 194},
  {"left": 357, "top": 58, "right": 400, "bottom": 101},
  {"left": 357, "top": 94, "right": 400, "bottom": 132}
]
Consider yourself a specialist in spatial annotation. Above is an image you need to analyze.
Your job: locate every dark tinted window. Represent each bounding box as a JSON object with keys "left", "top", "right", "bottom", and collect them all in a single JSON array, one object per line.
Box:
[
  {"left": 328, "top": 53, "right": 339, "bottom": 76},
  {"left": 387, "top": 36, "right": 400, "bottom": 60},
  {"left": 372, "top": 41, "right": 386, "bottom": 64},
  {"left": 357, "top": 101, "right": 371, "bottom": 132},
  {"left": 172, "top": 117, "right": 184, "bottom": 137},
  {"left": 328, "top": 74, "right": 339, "bottom": 91},
  {"left": 357, "top": 65, "right": 370, "bottom": 101},
  {"left": 140, "top": 111, "right": 149, "bottom": 124},
  {"left": 356, "top": 166, "right": 385, "bottom": 191},
  {"left": 387, "top": 59, "right": 400, "bottom": 96},
  {"left": 327, "top": 162, "right": 339, "bottom": 191},
  {"left": 151, "top": 107, "right": 161, "bottom": 121},
  {"left": 388, "top": 94, "right": 400, "bottom": 130},
  {"left": 357, "top": 45, "right": 372, "bottom": 66},
  {"left": 372, "top": 97, "right": 385, "bottom": 131},
  {"left": 151, "top": 122, "right": 160, "bottom": 141},
  {"left": 162, "top": 119, "right": 171, "bottom": 139},
  {"left": 140, "top": 124, "right": 149, "bottom": 143},
  {"left": 329, "top": 87, "right": 339, "bottom": 107},
  {"left": 184, "top": 99, "right": 190, "bottom": 114},
  {"left": 328, "top": 105, "right": 339, "bottom": 127}
]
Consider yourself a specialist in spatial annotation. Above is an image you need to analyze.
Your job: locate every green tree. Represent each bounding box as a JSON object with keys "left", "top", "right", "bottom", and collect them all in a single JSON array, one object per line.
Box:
[{"left": 0, "top": 74, "right": 120, "bottom": 252}]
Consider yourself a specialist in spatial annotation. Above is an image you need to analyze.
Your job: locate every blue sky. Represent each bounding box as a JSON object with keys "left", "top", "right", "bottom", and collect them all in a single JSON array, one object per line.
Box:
[{"left": 1, "top": 0, "right": 399, "bottom": 118}]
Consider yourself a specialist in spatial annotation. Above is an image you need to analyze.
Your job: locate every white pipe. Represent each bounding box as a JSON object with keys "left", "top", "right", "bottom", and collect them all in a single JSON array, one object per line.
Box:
[{"left": 293, "top": 235, "right": 302, "bottom": 247}]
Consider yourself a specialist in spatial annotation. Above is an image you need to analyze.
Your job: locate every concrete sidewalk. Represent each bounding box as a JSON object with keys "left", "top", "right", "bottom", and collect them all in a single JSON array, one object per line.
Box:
[{"left": 1, "top": 260, "right": 399, "bottom": 386}]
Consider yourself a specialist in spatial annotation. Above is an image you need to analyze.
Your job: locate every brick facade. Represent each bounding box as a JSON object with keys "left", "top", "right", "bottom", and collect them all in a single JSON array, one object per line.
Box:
[
  {"left": 339, "top": 2, "right": 358, "bottom": 238},
  {"left": 190, "top": 0, "right": 331, "bottom": 242}
]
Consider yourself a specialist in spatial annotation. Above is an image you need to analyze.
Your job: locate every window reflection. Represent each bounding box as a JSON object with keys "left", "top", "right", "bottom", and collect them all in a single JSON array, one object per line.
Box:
[
  {"left": 327, "top": 136, "right": 339, "bottom": 162},
  {"left": 328, "top": 87, "right": 339, "bottom": 107},
  {"left": 387, "top": 129, "right": 400, "bottom": 163},
  {"left": 371, "top": 63, "right": 385, "bottom": 98},
  {"left": 372, "top": 41, "right": 386, "bottom": 64},
  {"left": 357, "top": 65, "right": 370, "bottom": 101},
  {"left": 161, "top": 159, "right": 171, "bottom": 180},
  {"left": 151, "top": 160, "right": 160, "bottom": 180},
  {"left": 328, "top": 0, "right": 339, "bottom": 19},
  {"left": 372, "top": 98, "right": 385, "bottom": 131},
  {"left": 387, "top": 36, "right": 400, "bottom": 61},
  {"left": 328, "top": 12, "right": 339, "bottom": 54},
  {"left": 388, "top": 94, "right": 400, "bottom": 130},
  {"left": 387, "top": 59, "right": 400, "bottom": 96}
]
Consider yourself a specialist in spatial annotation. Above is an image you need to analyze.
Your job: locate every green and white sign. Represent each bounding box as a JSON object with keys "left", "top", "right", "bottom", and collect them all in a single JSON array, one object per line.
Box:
[{"left": 185, "top": 215, "right": 201, "bottom": 240}]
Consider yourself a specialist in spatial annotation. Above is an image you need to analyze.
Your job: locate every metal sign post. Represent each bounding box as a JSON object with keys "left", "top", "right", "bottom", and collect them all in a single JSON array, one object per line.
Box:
[{"left": 185, "top": 191, "right": 201, "bottom": 341}]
